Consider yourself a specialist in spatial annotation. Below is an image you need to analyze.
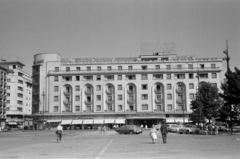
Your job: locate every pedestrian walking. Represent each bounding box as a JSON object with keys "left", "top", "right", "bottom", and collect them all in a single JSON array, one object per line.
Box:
[
  {"left": 214, "top": 125, "right": 218, "bottom": 135},
  {"left": 149, "top": 125, "right": 158, "bottom": 144},
  {"left": 160, "top": 121, "right": 168, "bottom": 144},
  {"left": 56, "top": 123, "right": 63, "bottom": 143}
]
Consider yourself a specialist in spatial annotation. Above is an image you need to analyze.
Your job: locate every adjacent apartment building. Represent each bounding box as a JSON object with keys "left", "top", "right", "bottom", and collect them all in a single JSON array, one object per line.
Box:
[
  {"left": 30, "top": 52, "right": 223, "bottom": 130},
  {"left": 0, "top": 60, "right": 32, "bottom": 128}
]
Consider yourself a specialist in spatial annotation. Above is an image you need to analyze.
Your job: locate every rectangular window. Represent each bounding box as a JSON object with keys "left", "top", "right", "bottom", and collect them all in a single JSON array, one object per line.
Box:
[
  {"left": 166, "top": 74, "right": 171, "bottom": 79},
  {"left": 141, "top": 74, "right": 148, "bottom": 80},
  {"left": 55, "top": 67, "right": 59, "bottom": 72},
  {"left": 7, "top": 93, "right": 10, "bottom": 96},
  {"left": 54, "top": 96, "right": 58, "bottom": 102},
  {"left": 118, "top": 85, "right": 122, "bottom": 90},
  {"left": 7, "top": 100, "right": 10, "bottom": 104},
  {"left": 189, "top": 83, "right": 194, "bottom": 89},
  {"left": 87, "top": 67, "right": 91, "bottom": 71},
  {"left": 66, "top": 67, "right": 70, "bottom": 72},
  {"left": 76, "top": 85, "right": 80, "bottom": 91},
  {"left": 18, "top": 80, "right": 23, "bottom": 84},
  {"left": 97, "top": 66, "right": 101, "bottom": 71},
  {"left": 142, "top": 104, "right": 148, "bottom": 110},
  {"left": 75, "top": 106, "right": 80, "bottom": 111},
  {"left": 200, "top": 64, "right": 204, "bottom": 69},
  {"left": 167, "top": 84, "right": 172, "bottom": 90},
  {"left": 7, "top": 86, "right": 10, "bottom": 89},
  {"left": 212, "top": 73, "right": 217, "bottom": 78},
  {"left": 76, "top": 67, "right": 80, "bottom": 71},
  {"left": 97, "top": 95, "right": 101, "bottom": 101},
  {"left": 63, "top": 76, "right": 72, "bottom": 81},
  {"left": 175, "top": 74, "right": 185, "bottom": 79},
  {"left": 105, "top": 75, "right": 114, "bottom": 80},
  {"left": 87, "top": 106, "right": 91, "bottom": 111},
  {"left": 189, "top": 74, "right": 193, "bottom": 79},
  {"left": 167, "top": 94, "right": 172, "bottom": 100},
  {"left": 118, "top": 95, "right": 122, "bottom": 100},
  {"left": 126, "top": 75, "right": 135, "bottom": 80},
  {"left": 153, "top": 74, "right": 163, "bottom": 80},
  {"left": 167, "top": 104, "right": 172, "bottom": 110},
  {"left": 97, "top": 105, "right": 101, "bottom": 111},
  {"left": 54, "top": 106, "right": 58, "bottom": 112},
  {"left": 199, "top": 73, "right": 208, "bottom": 79},
  {"left": 212, "top": 83, "right": 217, "bottom": 87},
  {"left": 76, "top": 76, "right": 80, "bottom": 81},
  {"left": 142, "top": 65, "right": 147, "bottom": 70},
  {"left": 188, "top": 64, "right": 193, "bottom": 69},
  {"left": 17, "top": 93, "right": 23, "bottom": 98},
  {"left": 97, "top": 75, "right": 101, "bottom": 81},
  {"left": 96, "top": 85, "right": 101, "bottom": 91},
  {"left": 118, "top": 105, "right": 122, "bottom": 111},
  {"left": 117, "top": 75, "right": 122, "bottom": 80},
  {"left": 17, "top": 107, "right": 23, "bottom": 111},
  {"left": 177, "top": 65, "right": 182, "bottom": 69},
  {"left": 118, "top": 66, "right": 122, "bottom": 70},
  {"left": 54, "top": 86, "right": 59, "bottom": 92},
  {"left": 83, "top": 76, "right": 93, "bottom": 81},
  {"left": 108, "top": 105, "right": 112, "bottom": 111},
  {"left": 211, "top": 64, "right": 216, "bottom": 69},
  {"left": 18, "top": 86, "right": 23, "bottom": 91},
  {"left": 142, "top": 84, "right": 148, "bottom": 90},
  {"left": 156, "top": 65, "right": 160, "bottom": 70},
  {"left": 54, "top": 76, "right": 58, "bottom": 81},
  {"left": 75, "top": 95, "right": 80, "bottom": 101},
  {"left": 107, "top": 66, "right": 112, "bottom": 70},
  {"left": 128, "top": 66, "right": 133, "bottom": 70},
  {"left": 17, "top": 100, "right": 23, "bottom": 105},
  {"left": 157, "top": 105, "right": 162, "bottom": 110},
  {"left": 166, "top": 65, "right": 171, "bottom": 70},
  {"left": 189, "top": 93, "right": 195, "bottom": 100},
  {"left": 142, "top": 94, "right": 148, "bottom": 100},
  {"left": 7, "top": 79, "right": 11, "bottom": 82}
]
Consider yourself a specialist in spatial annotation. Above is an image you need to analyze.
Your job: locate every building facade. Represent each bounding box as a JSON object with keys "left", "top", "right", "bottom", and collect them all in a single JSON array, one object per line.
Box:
[
  {"left": 30, "top": 52, "right": 223, "bottom": 130},
  {"left": 0, "top": 61, "right": 32, "bottom": 128},
  {"left": 0, "top": 64, "right": 14, "bottom": 129}
]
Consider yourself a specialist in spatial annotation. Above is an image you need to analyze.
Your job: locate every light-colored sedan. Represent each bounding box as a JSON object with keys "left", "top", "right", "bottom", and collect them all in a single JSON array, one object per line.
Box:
[
  {"left": 169, "top": 125, "right": 184, "bottom": 133},
  {"left": 179, "top": 125, "right": 200, "bottom": 134}
]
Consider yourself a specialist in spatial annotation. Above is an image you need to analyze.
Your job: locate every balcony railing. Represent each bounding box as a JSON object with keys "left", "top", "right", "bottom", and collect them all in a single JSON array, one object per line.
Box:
[
  {"left": 84, "top": 89, "right": 92, "bottom": 95},
  {"left": 176, "top": 89, "right": 183, "bottom": 94},
  {"left": 176, "top": 100, "right": 184, "bottom": 104},
  {"left": 63, "top": 100, "right": 71, "bottom": 106},
  {"left": 105, "top": 89, "right": 114, "bottom": 95},
  {"left": 127, "top": 99, "right": 135, "bottom": 104},
  {"left": 63, "top": 91, "right": 72, "bottom": 96},
  {"left": 154, "top": 89, "right": 162, "bottom": 94},
  {"left": 105, "top": 99, "right": 114, "bottom": 105},
  {"left": 127, "top": 89, "right": 135, "bottom": 94},
  {"left": 48, "top": 66, "right": 221, "bottom": 75},
  {"left": 84, "top": 100, "right": 93, "bottom": 105}
]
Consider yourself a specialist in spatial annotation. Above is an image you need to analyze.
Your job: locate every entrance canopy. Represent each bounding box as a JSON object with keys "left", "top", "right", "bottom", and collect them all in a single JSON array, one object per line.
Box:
[
  {"left": 72, "top": 120, "right": 83, "bottom": 125},
  {"left": 115, "top": 119, "right": 126, "bottom": 124},
  {"left": 104, "top": 119, "right": 115, "bottom": 124},
  {"left": 7, "top": 122, "right": 17, "bottom": 125},
  {"left": 126, "top": 116, "right": 165, "bottom": 120},
  {"left": 61, "top": 120, "right": 72, "bottom": 125},
  {"left": 46, "top": 120, "right": 61, "bottom": 123},
  {"left": 83, "top": 119, "right": 93, "bottom": 124},
  {"left": 94, "top": 119, "right": 104, "bottom": 124}
]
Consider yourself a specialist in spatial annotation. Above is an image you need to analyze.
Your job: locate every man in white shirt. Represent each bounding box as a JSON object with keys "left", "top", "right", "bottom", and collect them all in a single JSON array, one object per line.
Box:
[{"left": 56, "top": 124, "right": 63, "bottom": 143}]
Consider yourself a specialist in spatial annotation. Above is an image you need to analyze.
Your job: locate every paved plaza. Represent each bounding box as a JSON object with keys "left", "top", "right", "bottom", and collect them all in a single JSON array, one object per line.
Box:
[{"left": 0, "top": 130, "right": 240, "bottom": 159}]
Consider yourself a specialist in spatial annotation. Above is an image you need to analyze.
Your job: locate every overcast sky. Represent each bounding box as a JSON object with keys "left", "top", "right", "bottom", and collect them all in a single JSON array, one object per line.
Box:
[{"left": 0, "top": 0, "right": 239, "bottom": 75}]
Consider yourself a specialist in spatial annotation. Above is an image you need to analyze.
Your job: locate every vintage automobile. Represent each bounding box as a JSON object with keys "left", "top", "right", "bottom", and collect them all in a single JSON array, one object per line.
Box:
[
  {"left": 2, "top": 126, "right": 11, "bottom": 132},
  {"left": 179, "top": 125, "right": 200, "bottom": 134},
  {"left": 169, "top": 125, "right": 185, "bottom": 133},
  {"left": 115, "top": 125, "right": 142, "bottom": 134}
]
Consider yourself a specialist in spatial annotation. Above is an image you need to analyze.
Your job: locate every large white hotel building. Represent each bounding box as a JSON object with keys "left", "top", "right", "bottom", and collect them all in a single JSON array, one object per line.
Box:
[{"left": 29, "top": 52, "right": 223, "bottom": 130}]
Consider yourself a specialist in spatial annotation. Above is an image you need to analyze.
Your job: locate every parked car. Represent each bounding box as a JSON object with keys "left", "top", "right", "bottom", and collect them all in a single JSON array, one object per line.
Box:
[
  {"left": 167, "top": 124, "right": 177, "bottom": 131},
  {"left": 169, "top": 125, "right": 184, "bottom": 133},
  {"left": 2, "top": 126, "right": 11, "bottom": 132},
  {"left": 179, "top": 125, "right": 200, "bottom": 134},
  {"left": 115, "top": 125, "right": 142, "bottom": 134}
]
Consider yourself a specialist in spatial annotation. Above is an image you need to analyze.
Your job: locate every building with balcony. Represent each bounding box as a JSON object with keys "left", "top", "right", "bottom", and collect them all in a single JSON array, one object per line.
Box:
[
  {"left": 29, "top": 52, "right": 223, "bottom": 130},
  {"left": 0, "top": 63, "right": 14, "bottom": 129},
  {"left": 0, "top": 60, "right": 32, "bottom": 128}
]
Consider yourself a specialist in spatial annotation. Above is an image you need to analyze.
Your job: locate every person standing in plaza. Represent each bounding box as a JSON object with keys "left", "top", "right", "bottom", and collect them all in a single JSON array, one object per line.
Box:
[
  {"left": 149, "top": 124, "right": 158, "bottom": 144},
  {"left": 56, "top": 123, "right": 63, "bottom": 143},
  {"left": 160, "top": 121, "right": 168, "bottom": 144}
]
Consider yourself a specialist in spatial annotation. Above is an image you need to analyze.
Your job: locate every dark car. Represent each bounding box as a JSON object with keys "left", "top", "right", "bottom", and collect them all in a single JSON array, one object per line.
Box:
[{"left": 115, "top": 125, "right": 142, "bottom": 134}]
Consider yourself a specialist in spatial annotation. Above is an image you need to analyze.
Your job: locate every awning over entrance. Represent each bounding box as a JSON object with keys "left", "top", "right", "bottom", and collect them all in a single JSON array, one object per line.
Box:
[
  {"left": 72, "top": 120, "right": 83, "bottom": 125},
  {"left": 126, "top": 116, "right": 165, "bottom": 120},
  {"left": 7, "top": 122, "right": 17, "bottom": 125},
  {"left": 94, "top": 119, "right": 104, "bottom": 124},
  {"left": 83, "top": 119, "right": 93, "bottom": 124},
  {"left": 115, "top": 119, "right": 126, "bottom": 124},
  {"left": 46, "top": 120, "right": 61, "bottom": 123},
  {"left": 104, "top": 119, "right": 115, "bottom": 124},
  {"left": 61, "top": 120, "right": 72, "bottom": 125},
  {"left": 166, "top": 118, "right": 175, "bottom": 123}
]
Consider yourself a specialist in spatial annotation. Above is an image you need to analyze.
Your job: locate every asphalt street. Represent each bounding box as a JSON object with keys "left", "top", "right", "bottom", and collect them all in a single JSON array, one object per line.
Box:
[{"left": 0, "top": 130, "right": 240, "bottom": 159}]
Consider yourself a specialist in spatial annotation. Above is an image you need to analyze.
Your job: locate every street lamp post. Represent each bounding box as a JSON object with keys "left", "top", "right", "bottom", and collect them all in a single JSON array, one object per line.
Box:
[
  {"left": 196, "top": 71, "right": 201, "bottom": 124},
  {"left": 42, "top": 91, "right": 45, "bottom": 130},
  {"left": 179, "top": 79, "right": 185, "bottom": 124},
  {"left": 223, "top": 39, "right": 232, "bottom": 133}
]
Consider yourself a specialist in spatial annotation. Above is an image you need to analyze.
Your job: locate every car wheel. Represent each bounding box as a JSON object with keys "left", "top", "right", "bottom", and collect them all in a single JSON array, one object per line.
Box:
[
  {"left": 186, "top": 130, "right": 189, "bottom": 134},
  {"left": 180, "top": 132, "right": 182, "bottom": 134},
  {"left": 129, "top": 131, "right": 133, "bottom": 135}
]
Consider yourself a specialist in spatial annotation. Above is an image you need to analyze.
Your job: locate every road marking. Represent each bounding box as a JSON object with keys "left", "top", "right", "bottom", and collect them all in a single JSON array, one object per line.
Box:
[{"left": 96, "top": 139, "right": 113, "bottom": 159}]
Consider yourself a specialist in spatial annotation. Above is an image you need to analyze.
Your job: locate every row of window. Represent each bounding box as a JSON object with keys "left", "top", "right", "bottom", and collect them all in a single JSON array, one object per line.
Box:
[
  {"left": 52, "top": 103, "right": 181, "bottom": 112},
  {"left": 54, "top": 73, "right": 217, "bottom": 82},
  {"left": 54, "top": 63, "right": 217, "bottom": 72}
]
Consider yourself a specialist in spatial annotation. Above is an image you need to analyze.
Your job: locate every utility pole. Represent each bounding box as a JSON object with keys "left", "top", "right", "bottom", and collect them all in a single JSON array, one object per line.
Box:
[
  {"left": 196, "top": 70, "right": 201, "bottom": 124},
  {"left": 42, "top": 91, "right": 45, "bottom": 130},
  {"left": 223, "top": 39, "right": 232, "bottom": 134}
]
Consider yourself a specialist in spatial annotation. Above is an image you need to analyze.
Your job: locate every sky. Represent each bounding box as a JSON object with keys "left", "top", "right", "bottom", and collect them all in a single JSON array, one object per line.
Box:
[{"left": 0, "top": 0, "right": 239, "bottom": 75}]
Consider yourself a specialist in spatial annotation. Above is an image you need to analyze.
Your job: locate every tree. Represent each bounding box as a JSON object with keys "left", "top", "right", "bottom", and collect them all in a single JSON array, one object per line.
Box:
[{"left": 190, "top": 82, "right": 222, "bottom": 123}]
